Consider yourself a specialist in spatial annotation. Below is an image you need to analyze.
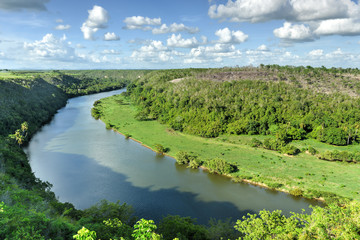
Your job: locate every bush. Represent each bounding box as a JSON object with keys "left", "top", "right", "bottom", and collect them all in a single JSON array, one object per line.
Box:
[
  {"left": 308, "top": 146, "right": 318, "bottom": 155},
  {"left": 281, "top": 145, "right": 300, "bottom": 155},
  {"left": 289, "top": 188, "right": 303, "bottom": 197},
  {"left": 91, "top": 107, "right": 101, "bottom": 119},
  {"left": 154, "top": 144, "right": 166, "bottom": 154},
  {"left": 319, "top": 150, "right": 357, "bottom": 163},
  {"left": 250, "top": 138, "right": 262, "bottom": 148},
  {"left": 188, "top": 158, "right": 203, "bottom": 169},
  {"left": 176, "top": 151, "right": 194, "bottom": 165},
  {"left": 205, "top": 158, "right": 236, "bottom": 175},
  {"left": 263, "top": 138, "right": 285, "bottom": 151},
  {"left": 266, "top": 182, "right": 283, "bottom": 189}
]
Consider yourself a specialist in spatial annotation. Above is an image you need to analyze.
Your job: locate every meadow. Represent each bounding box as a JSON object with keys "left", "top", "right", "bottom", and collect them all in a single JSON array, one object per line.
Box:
[{"left": 96, "top": 93, "right": 360, "bottom": 202}]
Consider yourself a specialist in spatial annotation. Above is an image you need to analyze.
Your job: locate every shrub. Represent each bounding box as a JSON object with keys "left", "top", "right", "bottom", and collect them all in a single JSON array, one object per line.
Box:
[
  {"left": 267, "top": 182, "right": 283, "bottom": 189},
  {"left": 188, "top": 158, "right": 203, "bottom": 169},
  {"left": 154, "top": 144, "right": 166, "bottom": 154},
  {"left": 175, "top": 151, "right": 197, "bottom": 165},
  {"left": 205, "top": 158, "right": 236, "bottom": 175},
  {"left": 289, "top": 188, "right": 303, "bottom": 197},
  {"left": 281, "top": 145, "right": 300, "bottom": 155},
  {"left": 250, "top": 138, "right": 262, "bottom": 148},
  {"left": 91, "top": 107, "right": 101, "bottom": 119},
  {"left": 308, "top": 146, "right": 318, "bottom": 155}
]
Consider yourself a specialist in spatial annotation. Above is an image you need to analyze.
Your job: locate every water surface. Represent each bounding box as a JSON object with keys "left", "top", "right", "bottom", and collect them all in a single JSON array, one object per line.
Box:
[{"left": 25, "top": 89, "right": 320, "bottom": 224}]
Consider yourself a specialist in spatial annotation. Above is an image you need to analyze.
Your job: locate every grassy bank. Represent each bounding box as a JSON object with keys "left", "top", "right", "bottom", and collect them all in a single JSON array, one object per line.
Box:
[{"left": 96, "top": 94, "right": 360, "bottom": 202}]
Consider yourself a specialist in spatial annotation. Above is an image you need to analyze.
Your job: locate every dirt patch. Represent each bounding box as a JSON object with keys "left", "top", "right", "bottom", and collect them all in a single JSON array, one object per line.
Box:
[{"left": 170, "top": 77, "right": 185, "bottom": 83}]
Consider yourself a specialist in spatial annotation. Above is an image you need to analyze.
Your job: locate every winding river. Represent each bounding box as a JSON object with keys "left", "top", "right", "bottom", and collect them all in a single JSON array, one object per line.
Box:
[{"left": 25, "top": 89, "right": 321, "bottom": 224}]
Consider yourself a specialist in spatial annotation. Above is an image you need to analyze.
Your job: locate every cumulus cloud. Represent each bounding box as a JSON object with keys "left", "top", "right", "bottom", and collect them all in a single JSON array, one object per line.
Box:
[
  {"left": 215, "top": 28, "right": 248, "bottom": 44},
  {"left": 0, "top": 0, "right": 49, "bottom": 11},
  {"left": 314, "top": 19, "right": 360, "bottom": 36},
  {"left": 131, "top": 40, "right": 177, "bottom": 62},
  {"left": 209, "top": 0, "right": 288, "bottom": 23},
  {"left": 290, "top": 0, "right": 350, "bottom": 21},
  {"left": 167, "top": 34, "right": 199, "bottom": 48},
  {"left": 104, "top": 32, "right": 120, "bottom": 41},
  {"left": 56, "top": 19, "right": 63, "bottom": 23},
  {"left": 81, "top": 5, "right": 109, "bottom": 40},
  {"left": 123, "top": 16, "right": 161, "bottom": 30},
  {"left": 308, "top": 49, "right": 324, "bottom": 57},
  {"left": 208, "top": 0, "right": 354, "bottom": 23},
  {"left": 55, "top": 24, "right": 71, "bottom": 30},
  {"left": 123, "top": 16, "right": 199, "bottom": 35},
  {"left": 257, "top": 44, "right": 269, "bottom": 51},
  {"left": 185, "top": 43, "right": 241, "bottom": 64},
  {"left": 209, "top": 0, "right": 360, "bottom": 42},
  {"left": 152, "top": 23, "right": 199, "bottom": 34},
  {"left": 24, "top": 34, "right": 78, "bottom": 61},
  {"left": 273, "top": 22, "right": 314, "bottom": 42}
]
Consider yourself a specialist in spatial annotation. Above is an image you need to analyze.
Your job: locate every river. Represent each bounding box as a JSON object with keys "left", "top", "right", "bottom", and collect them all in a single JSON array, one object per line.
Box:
[{"left": 25, "top": 89, "right": 321, "bottom": 224}]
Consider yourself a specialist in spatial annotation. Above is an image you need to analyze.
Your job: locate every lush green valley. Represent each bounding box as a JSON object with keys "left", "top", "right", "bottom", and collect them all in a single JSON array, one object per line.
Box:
[{"left": 1, "top": 67, "right": 360, "bottom": 239}]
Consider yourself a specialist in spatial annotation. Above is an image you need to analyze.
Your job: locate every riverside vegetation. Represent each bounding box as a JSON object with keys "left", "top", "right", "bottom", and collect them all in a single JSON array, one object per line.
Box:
[
  {"left": 1, "top": 67, "right": 360, "bottom": 239},
  {"left": 93, "top": 66, "right": 360, "bottom": 238}
]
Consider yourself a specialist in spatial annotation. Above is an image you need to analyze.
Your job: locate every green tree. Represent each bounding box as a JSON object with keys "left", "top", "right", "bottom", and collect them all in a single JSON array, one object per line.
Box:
[
  {"left": 73, "top": 227, "right": 97, "bottom": 240},
  {"left": 132, "top": 218, "right": 161, "bottom": 240}
]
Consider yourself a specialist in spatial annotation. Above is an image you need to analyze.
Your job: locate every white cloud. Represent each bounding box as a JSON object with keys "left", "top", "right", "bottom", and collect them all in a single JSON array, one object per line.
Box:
[
  {"left": 208, "top": 0, "right": 355, "bottom": 23},
  {"left": 167, "top": 34, "right": 199, "bottom": 48},
  {"left": 55, "top": 24, "right": 71, "bottom": 30},
  {"left": 56, "top": 19, "right": 63, "bottom": 23},
  {"left": 0, "top": 0, "right": 49, "bottom": 11},
  {"left": 24, "top": 34, "right": 78, "bottom": 61},
  {"left": 104, "top": 32, "right": 120, "bottom": 41},
  {"left": 215, "top": 28, "right": 248, "bottom": 44},
  {"left": 123, "top": 16, "right": 161, "bottom": 30},
  {"left": 290, "top": 0, "right": 350, "bottom": 21},
  {"left": 308, "top": 49, "right": 324, "bottom": 57},
  {"left": 185, "top": 43, "right": 242, "bottom": 64},
  {"left": 131, "top": 40, "right": 178, "bottom": 62},
  {"left": 208, "top": 0, "right": 289, "bottom": 23},
  {"left": 81, "top": 5, "right": 109, "bottom": 40},
  {"left": 273, "top": 22, "right": 314, "bottom": 42},
  {"left": 257, "top": 44, "right": 269, "bottom": 51},
  {"left": 152, "top": 23, "right": 199, "bottom": 34},
  {"left": 102, "top": 49, "right": 121, "bottom": 54},
  {"left": 314, "top": 19, "right": 360, "bottom": 36}
]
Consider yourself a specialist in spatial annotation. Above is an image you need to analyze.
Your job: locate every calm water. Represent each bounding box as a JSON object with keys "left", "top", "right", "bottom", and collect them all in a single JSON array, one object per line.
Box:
[{"left": 25, "top": 89, "right": 320, "bottom": 224}]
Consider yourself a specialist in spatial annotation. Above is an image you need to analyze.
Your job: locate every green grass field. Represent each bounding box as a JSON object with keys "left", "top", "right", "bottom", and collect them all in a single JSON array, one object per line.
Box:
[{"left": 97, "top": 94, "right": 360, "bottom": 201}]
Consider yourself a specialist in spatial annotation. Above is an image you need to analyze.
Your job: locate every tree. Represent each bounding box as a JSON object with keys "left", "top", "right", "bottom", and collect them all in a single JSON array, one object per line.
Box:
[
  {"left": 73, "top": 227, "right": 97, "bottom": 240},
  {"left": 154, "top": 144, "right": 166, "bottom": 154},
  {"left": 132, "top": 219, "right": 161, "bottom": 240}
]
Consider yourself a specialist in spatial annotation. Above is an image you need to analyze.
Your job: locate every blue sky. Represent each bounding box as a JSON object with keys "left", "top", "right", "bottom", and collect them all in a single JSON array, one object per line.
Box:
[{"left": 0, "top": 0, "right": 360, "bottom": 69}]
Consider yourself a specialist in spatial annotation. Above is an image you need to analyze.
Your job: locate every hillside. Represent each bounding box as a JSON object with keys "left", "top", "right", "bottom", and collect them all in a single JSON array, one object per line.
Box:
[{"left": 1, "top": 67, "right": 360, "bottom": 239}]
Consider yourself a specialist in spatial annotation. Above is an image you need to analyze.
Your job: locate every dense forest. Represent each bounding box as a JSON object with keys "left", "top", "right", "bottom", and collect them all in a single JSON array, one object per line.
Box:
[
  {"left": 1, "top": 67, "right": 360, "bottom": 239},
  {"left": 126, "top": 66, "right": 360, "bottom": 146}
]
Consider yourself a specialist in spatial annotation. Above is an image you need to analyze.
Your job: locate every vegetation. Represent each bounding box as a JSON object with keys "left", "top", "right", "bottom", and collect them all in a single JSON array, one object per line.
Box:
[
  {"left": 95, "top": 93, "right": 360, "bottom": 202},
  {"left": 125, "top": 66, "right": 360, "bottom": 147},
  {"left": 3, "top": 66, "right": 360, "bottom": 238}
]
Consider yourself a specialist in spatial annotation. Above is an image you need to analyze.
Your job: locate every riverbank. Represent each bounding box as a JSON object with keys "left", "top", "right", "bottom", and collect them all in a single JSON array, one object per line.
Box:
[{"left": 95, "top": 93, "right": 360, "bottom": 202}]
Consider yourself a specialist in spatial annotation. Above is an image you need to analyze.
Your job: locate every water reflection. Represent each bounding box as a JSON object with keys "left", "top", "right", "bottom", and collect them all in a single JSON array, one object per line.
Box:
[{"left": 26, "top": 89, "right": 321, "bottom": 224}]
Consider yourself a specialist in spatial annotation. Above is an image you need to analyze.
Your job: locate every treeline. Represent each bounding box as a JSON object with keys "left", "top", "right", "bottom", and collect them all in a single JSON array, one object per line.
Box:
[
  {"left": 126, "top": 67, "right": 360, "bottom": 146},
  {"left": 0, "top": 70, "right": 146, "bottom": 136},
  {"left": 0, "top": 69, "right": 151, "bottom": 239}
]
